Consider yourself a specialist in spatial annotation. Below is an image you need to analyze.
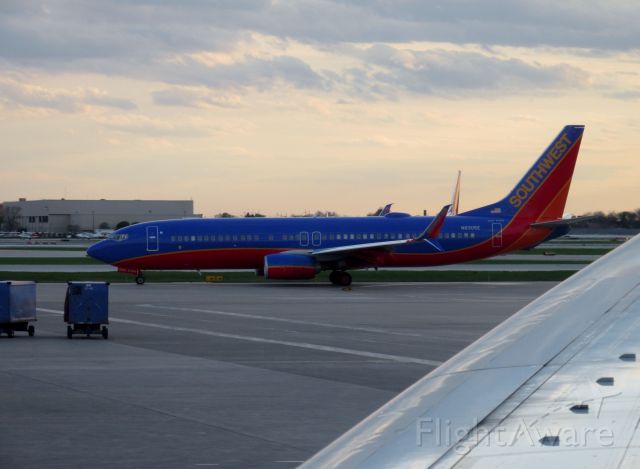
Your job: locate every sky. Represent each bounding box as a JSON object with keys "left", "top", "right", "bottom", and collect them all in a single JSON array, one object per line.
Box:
[{"left": 1, "top": 1, "right": 639, "bottom": 217}]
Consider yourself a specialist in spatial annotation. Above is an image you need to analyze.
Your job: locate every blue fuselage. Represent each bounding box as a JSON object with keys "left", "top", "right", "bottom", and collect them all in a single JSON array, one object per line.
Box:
[{"left": 87, "top": 213, "right": 527, "bottom": 272}]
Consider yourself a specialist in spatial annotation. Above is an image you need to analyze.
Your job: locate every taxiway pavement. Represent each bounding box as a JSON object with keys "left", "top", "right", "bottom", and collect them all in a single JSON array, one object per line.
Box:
[{"left": 0, "top": 281, "right": 554, "bottom": 468}]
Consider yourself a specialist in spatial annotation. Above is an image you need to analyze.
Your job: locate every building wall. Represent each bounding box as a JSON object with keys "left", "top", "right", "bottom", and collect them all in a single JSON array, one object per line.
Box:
[{"left": 2, "top": 199, "right": 197, "bottom": 233}]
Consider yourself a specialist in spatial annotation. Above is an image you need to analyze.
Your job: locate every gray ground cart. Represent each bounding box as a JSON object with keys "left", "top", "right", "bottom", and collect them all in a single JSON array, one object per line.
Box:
[
  {"left": 0, "top": 281, "right": 36, "bottom": 338},
  {"left": 64, "top": 282, "right": 109, "bottom": 339}
]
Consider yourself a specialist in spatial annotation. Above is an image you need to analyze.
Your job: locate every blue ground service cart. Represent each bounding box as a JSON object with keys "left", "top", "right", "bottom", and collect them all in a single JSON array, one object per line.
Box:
[
  {"left": 0, "top": 281, "right": 37, "bottom": 338},
  {"left": 64, "top": 282, "right": 109, "bottom": 339}
]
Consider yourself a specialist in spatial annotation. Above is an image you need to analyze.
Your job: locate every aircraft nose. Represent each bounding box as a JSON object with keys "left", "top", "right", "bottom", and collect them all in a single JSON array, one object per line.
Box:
[{"left": 87, "top": 240, "right": 108, "bottom": 263}]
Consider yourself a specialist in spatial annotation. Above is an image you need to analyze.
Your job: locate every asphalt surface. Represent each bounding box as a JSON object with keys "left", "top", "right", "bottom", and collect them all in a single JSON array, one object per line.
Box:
[
  {"left": 0, "top": 264, "right": 589, "bottom": 272},
  {"left": 0, "top": 281, "right": 555, "bottom": 468}
]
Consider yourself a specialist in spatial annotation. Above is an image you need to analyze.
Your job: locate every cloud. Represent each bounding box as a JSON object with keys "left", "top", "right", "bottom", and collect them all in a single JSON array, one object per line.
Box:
[
  {"left": 350, "top": 44, "right": 588, "bottom": 98},
  {"left": 152, "top": 87, "right": 241, "bottom": 108},
  {"left": 606, "top": 90, "right": 640, "bottom": 100},
  {"left": 1, "top": 1, "right": 638, "bottom": 69},
  {"left": 160, "top": 54, "right": 328, "bottom": 91},
  {"left": 0, "top": 78, "right": 137, "bottom": 112},
  {"left": 94, "top": 114, "right": 215, "bottom": 138},
  {"left": 0, "top": 1, "right": 632, "bottom": 102}
]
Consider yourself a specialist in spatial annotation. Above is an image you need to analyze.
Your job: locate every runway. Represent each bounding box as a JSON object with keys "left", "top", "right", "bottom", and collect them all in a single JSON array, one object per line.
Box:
[{"left": 0, "top": 282, "right": 554, "bottom": 468}]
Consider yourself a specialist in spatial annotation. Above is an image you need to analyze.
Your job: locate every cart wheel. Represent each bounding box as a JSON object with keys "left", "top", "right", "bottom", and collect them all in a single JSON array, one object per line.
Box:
[
  {"left": 7, "top": 329, "right": 14, "bottom": 338},
  {"left": 101, "top": 326, "right": 109, "bottom": 340},
  {"left": 67, "top": 325, "right": 73, "bottom": 339},
  {"left": 28, "top": 325, "right": 35, "bottom": 337}
]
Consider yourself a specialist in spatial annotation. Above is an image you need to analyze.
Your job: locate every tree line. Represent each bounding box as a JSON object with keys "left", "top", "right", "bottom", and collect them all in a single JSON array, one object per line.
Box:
[
  {"left": 226, "top": 209, "right": 640, "bottom": 230},
  {"left": 574, "top": 210, "right": 640, "bottom": 229}
]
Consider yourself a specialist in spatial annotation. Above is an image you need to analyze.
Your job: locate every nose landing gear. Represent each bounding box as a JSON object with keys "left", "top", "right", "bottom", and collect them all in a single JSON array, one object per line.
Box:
[{"left": 118, "top": 267, "right": 146, "bottom": 285}]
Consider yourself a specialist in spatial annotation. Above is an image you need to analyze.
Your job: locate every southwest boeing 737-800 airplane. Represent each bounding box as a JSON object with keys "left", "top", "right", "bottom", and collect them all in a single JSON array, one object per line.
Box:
[{"left": 87, "top": 125, "right": 585, "bottom": 285}]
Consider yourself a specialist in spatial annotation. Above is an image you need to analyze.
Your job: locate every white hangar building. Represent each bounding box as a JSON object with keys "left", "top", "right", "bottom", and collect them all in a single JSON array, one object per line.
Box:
[{"left": 2, "top": 199, "right": 197, "bottom": 233}]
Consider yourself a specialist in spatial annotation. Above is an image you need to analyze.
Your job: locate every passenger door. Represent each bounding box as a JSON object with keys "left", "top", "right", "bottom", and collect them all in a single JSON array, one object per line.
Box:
[
  {"left": 147, "top": 226, "right": 159, "bottom": 252},
  {"left": 300, "top": 231, "right": 309, "bottom": 247},
  {"left": 312, "top": 231, "right": 322, "bottom": 247}
]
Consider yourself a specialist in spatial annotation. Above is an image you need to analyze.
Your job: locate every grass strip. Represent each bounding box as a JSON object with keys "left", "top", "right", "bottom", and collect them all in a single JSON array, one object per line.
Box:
[
  {"left": 513, "top": 248, "right": 611, "bottom": 256},
  {"left": 0, "top": 246, "right": 89, "bottom": 251},
  {"left": 0, "top": 258, "right": 100, "bottom": 265},
  {"left": 467, "top": 259, "right": 591, "bottom": 265}
]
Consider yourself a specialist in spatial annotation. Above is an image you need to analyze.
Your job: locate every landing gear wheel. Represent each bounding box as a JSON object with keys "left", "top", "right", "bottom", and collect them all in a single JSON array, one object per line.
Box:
[
  {"left": 101, "top": 326, "right": 109, "bottom": 340},
  {"left": 27, "top": 325, "right": 35, "bottom": 337},
  {"left": 338, "top": 272, "right": 352, "bottom": 287},
  {"left": 135, "top": 275, "right": 145, "bottom": 285},
  {"left": 329, "top": 271, "right": 340, "bottom": 285},
  {"left": 67, "top": 325, "right": 73, "bottom": 339}
]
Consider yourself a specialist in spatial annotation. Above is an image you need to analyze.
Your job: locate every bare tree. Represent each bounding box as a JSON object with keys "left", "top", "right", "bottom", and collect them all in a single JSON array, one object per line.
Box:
[{"left": 2, "top": 206, "right": 22, "bottom": 231}]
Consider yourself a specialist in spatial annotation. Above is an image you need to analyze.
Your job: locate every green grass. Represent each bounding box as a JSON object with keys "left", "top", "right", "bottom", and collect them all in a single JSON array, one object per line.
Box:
[
  {"left": 0, "top": 270, "right": 577, "bottom": 283},
  {"left": 0, "top": 257, "right": 99, "bottom": 265},
  {"left": 0, "top": 246, "right": 89, "bottom": 251},
  {"left": 513, "top": 248, "right": 612, "bottom": 256},
  {"left": 545, "top": 240, "right": 625, "bottom": 245},
  {"left": 467, "top": 259, "right": 591, "bottom": 265}
]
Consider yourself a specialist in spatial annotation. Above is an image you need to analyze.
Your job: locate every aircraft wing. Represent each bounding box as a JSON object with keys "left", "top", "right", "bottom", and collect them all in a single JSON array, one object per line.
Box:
[
  {"left": 309, "top": 205, "right": 451, "bottom": 260},
  {"left": 301, "top": 233, "right": 640, "bottom": 468}
]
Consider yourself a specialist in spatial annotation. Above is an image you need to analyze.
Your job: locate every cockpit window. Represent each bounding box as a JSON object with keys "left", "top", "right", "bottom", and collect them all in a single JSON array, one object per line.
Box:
[{"left": 108, "top": 233, "right": 129, "bottom": 241}]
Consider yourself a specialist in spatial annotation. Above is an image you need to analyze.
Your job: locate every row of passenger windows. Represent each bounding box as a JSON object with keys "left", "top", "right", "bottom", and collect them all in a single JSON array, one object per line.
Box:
[{"left": 169, "top": 232, "right": 476, "bottom": 243}]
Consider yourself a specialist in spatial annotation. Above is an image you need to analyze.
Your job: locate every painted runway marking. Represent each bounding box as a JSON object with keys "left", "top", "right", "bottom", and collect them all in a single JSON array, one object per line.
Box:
[
  {"left": 135, "top": 311, "right": 171, "bottom": 317},
  {"left": 37, "top": 308, "right": 442, "bottom": 367},
  {"left": 135, "top": 304, "right": 425, "bottom": 338}
]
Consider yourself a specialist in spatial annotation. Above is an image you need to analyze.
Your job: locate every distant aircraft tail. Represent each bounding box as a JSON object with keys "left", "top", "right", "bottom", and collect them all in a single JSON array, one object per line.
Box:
[
  {"left": 447, "top": 170, "right": 461, "bottom": 216},
  {"left": 460, "top": 125, "right": 584, "bottom": 222}
]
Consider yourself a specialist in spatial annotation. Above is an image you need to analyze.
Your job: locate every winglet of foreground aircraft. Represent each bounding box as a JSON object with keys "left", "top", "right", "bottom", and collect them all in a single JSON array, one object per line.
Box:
[{"left": 87, "top": 125, "right": 585, "bottom": 285}]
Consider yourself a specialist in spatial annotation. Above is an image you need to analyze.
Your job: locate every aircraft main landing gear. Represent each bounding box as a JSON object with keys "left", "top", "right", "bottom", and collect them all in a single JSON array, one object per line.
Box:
[
  {"left": 135, "top": 274, "right": 146, "bottom": 285},
  {"left": 329, "top": 270, "right": 352, "bottom": 287}
]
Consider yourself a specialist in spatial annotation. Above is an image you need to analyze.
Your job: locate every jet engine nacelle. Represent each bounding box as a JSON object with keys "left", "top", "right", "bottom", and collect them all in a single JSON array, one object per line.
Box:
[{"left": 264, "top": 253, "right": 319, "bottom": 280}]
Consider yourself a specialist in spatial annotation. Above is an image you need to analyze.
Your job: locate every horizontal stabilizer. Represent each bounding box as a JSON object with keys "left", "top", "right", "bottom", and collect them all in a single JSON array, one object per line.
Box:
[{"left": 531, "top": 215, "right": 594, "bottom": 229}]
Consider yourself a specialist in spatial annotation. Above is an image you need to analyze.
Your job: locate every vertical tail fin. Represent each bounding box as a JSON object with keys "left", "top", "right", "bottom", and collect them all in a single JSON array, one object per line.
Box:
[
  {"left": 460, "top": 125, "right": 584, "bottom": 221},
  {"left": 447, "top": 170, "right": 461, "bottom": 215}
]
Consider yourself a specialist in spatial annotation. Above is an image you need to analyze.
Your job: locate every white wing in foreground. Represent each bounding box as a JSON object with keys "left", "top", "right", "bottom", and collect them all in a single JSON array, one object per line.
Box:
[{"left": 302, "top": 234, "right": 640, "bottom": 468}]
